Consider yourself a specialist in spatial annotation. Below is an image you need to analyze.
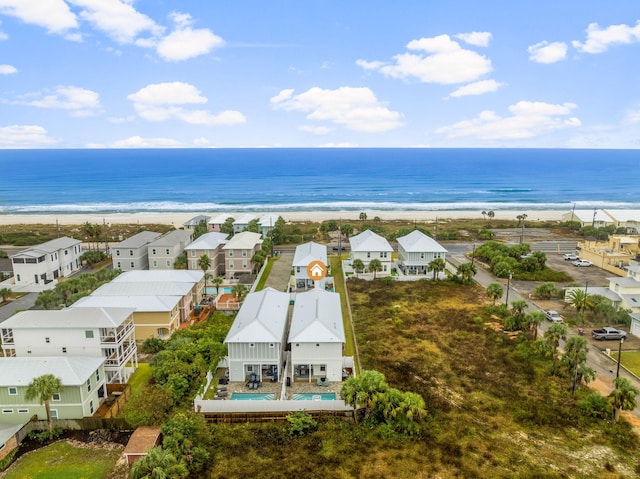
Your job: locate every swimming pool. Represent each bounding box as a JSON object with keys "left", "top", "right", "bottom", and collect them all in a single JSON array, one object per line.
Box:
[
  {"left": 230, "top": 392, "right": 275, "bottom": 400},
  {"left": 205, "top": 287, "right": 233, "bottom": 295},
  {"left": 291, "top": 393, "right": 337, "bottom": 400}
]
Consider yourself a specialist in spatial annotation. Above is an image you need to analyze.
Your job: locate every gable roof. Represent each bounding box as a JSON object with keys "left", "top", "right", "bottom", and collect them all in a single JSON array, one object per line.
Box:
[
  {"left": 111, "top": 270, "right": 203, "bottom": 283},
  {"left": 184, "top": 215, "right": 210, "bottom": 227},
  {"left": 564, "top": 209, "right": 613, "bottom": 224},
  {"left": 0, "top": 356, "right": 105, "bottom": 387},
  {"left": 292, "top": 242, "right": 328, "bottom": 268},
  {"left": 224, "top": 288, "right": 289, "bottom": 343},
  {"left": 222, "top": 231, "right": 262, "bottom": 250},
  {"left": 397, "top": 230, "right": 447, "bottom": 253},
  {"left": 1, "top": 307, "right": 135, "bottom": 329},
  {"left": 349, "top": 230, "right": 392, "bottom": 252},
  {"left": 147, "top": 229, "right": 192, "bottom": 247},
  {"left": 93, "top": 282, "right": 193, "bottom": 297},
  {"left": 289, "top": 289, "right": 344, "bottom": 343},
  {"left": 258, "top": 214, "right": 280, "bottom": 226},
  {"left": 209, "top": 213, "right": 233, "bottom": 225},
  {"left": 113, "top": 231, "right": 162, "bottom": 248},
  {"left": 233, "top": 213, "right": 256, "bottom": 225},
  {"left": 73, "top": 295, "right": 180, "bottom": 312},
  {"left": 605, "top": 209, "right": 640, "bottom": 223},
  {"left": 185, "top": 232, "right": 229, "bottom": 251},
  {"left": 12, "top": 237, "right": 81, "bottom": 259}
]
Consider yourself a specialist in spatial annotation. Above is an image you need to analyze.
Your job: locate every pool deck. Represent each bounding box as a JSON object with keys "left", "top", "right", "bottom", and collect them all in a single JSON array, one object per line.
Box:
[{"left": 211, "top": 376, "right": 343, "bottom": 400}]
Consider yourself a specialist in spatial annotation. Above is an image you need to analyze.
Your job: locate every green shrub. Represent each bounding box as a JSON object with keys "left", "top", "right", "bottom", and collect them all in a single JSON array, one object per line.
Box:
[
  {"left": 287, "top": 411, "right": 317, "bottom": 437},
  {"left": 141, "top": 337, "right": 166, "bottom": 354}
]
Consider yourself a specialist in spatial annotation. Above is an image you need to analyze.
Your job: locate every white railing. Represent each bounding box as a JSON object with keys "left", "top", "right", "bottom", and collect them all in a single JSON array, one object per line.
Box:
[{"left": 194, "top": 398, "right": 352, "bottom": 414}]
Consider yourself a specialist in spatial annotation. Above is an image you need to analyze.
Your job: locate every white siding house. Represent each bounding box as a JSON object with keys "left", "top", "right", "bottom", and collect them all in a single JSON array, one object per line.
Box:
[
  {"left": 11, "top": 237, "right": 83, "bottom": 287},
  {"left": 289, "top": 289, "right": 345, "bottom": 383},
  {"left": 147, "top": 230, "right": 193, "bottom": 270},
  {"left": 0, "top": 307, "right": 138, "bottom": 384},
  {"left": 561, "top": 209, "right": 614, "bottom": 228},
  {"left": 183, "top": 215, "right": 210, "bottom": 231},
  {"left": 233, "top": 214, "right": 257, "bottom": 234},
  {"left": 397, "top": 230, "right": 447, "bottom": 275},
  {"left": 224, "top": 288, "right": 290, "bottom": 382},
  {"left": 292, "top": 242, "right": 328, "bottom": 290},
  {"left": 111, "top": 231, "right": 162, "bottom": 271},
  {"left": 604, "top": 210, "right": 640, "bottom": 234},
  {"left": 258, "top": 214, "right": 280, "bottom": 237},
  {"left": 349, "top": 230, "right": 393, "bottom": 276}
]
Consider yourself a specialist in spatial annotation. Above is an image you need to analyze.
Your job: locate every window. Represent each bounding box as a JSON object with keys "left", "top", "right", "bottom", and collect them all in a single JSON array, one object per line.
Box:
[
  {"left": 420, "top": 253, "right": 424, "bottom": 259},
  {"left": 18, "top": 408, "right": 29, "bottom": 413},
  {"left": 269, "top": 343, "right": 275, "bottom": 348},
  {"left": 52, "top": 392, "right": 61, "bottom": 401},
  {"left": 96, "top": 369, "right": 100, "bottom": 382},
  {"left": 320, "top": 366, "right": 326, "bottom": 372},
  {"left": 129, "top": 250, "right": 134, "bottom": 256},
  {"left": 367, "top": 252, "right": 371, "bottom": 258},
  {"left": 116, "top": 250, "right": 120, "bottom": 256},
  {"left": 191, "top": 250, "right": 196, "bottom": 257},
  {"left": 116, "top": 262, "right": 121, "bottom": 269},
  {"left": 229, "top": 261, "right": 234, "bottom": 269},
  {"left": 130, "top": 262, "right": 134, "bottom": 268},
  {"left": 166, "top": 261, "right": 171, "bottom": 267},
  {"left": 87, "top": 379, "right": 91, "bottom": 392},
  {"left": 152, "top": 249, "right": 156, "bottom": 255},
  {"left": 8, "top": 387, "right": 17, "bottom": 395},
  {"left": 242, "top": 261, "right": 247, "bottom": 269},
  {"left": 242, "top": 249, "right": 247, "bottom": 257},
  {"left": 249, "top": 343, "right": 255, "bottom": 348},
  {"left": 62, "top": 347, "right": 67, "bottom": 353},
  {"left": 316, "top": 343, "right": 320, "bottom": 347},
  {"left": 85, "top": 330, "right": 94, "bottom": 339},
  {"left": 50, "top": 410, "right": 58, "bottom": 420},
  {"left": 45, "top": 337, "right": 50, "bottom": 343},
  {"left": 2, "top": 409, "right": 13, "bottom": 414},
  {"left": 153, "top": 260, "right": 157, "bottom": 267},
  {"left": 89, "top": 400, "right": 94, "bottom": 414},
  {"left": 229, "top": 251, "right": 234, "bottom": 257},
  {"left": 64, "top": 249, "right": 68, "bottom": 255},
  {"left": 166, "top": 249, "right": 170, "bottom": 255}
]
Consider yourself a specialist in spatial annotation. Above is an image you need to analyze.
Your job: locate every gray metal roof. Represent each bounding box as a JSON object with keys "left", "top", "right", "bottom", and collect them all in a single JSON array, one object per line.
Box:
[
  {"left": 1, "top": 307, "right": 135, "bottom": 329},
  {"left": 147, "top": 229, "right": 192, "bottom": 247},
  {"left": 349, "top": 230, "right": 393, "bottom": 252},
  {"left": 112, "top": 231, "right": 162, "bottom": 248},
  {"left": 397, "top": 230, "right": 447, "bottom": 253},
  {"left": 184, "top": 215, "right": 210, "bottom": 227},
  {"left": 0, "top": 356, "right": 105, "bottom": 387},
  {"left": 185, "top": 232, "right": 229, "bottom": 251},
  {"left": 73, "top": 295, "right": 180, "bottom": 312},
  {"left": 224, "top": 288, "right": 289, "bottom": 343},
  {"left": 111, "top": 270, "right": 203, "bottom": 283},
  {"left": 222, "top": 231, "right": 262, "bottom": 250},
  {"left": 11, "top": 237, "right": 81, "bottom": 258},
  {"left": 292, "top": 242, "right": 328, "bottom": 268},
  {"left": 93, "top": 282, "right": 193, "bottom": 297},
  {"left": 289, "top": 289, "right": 344, "bottom": 343}
]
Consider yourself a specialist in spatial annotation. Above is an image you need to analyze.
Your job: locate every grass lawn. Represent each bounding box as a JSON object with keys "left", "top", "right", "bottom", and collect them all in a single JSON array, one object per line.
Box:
[
  {"left": 611, "top": 350, "right": 640, "bottom": 377},
  {"left": 255, "top": 256, "right": 277, "bottom": 291},
  {"left": 127, "top": 363, "right": 152, "bottom": 395},
  {"left": 3, "top": 441, "right": 121, "bottom": 479},
  {"left": 330, "top": 256, "right": 358, "bottom": 369}
]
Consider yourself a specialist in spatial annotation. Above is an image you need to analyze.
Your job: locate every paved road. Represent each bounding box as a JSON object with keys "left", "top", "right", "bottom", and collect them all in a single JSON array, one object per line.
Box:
[
  {"left": 448, "top": 247, "right": 640, "bottom": 420},
  {"left": 262, "top": 251, "right": 294, "bottom": 292},
  {"left": 0, "top": 292, "right": 37, "bottom": 323}
]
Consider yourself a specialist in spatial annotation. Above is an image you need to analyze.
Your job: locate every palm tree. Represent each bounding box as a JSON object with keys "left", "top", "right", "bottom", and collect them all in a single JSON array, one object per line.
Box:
[
  {"left": 481, "top": 210, "right": 487, "bottom": 220},
  {"left": 25, "top": 374, "right": 63, "bottom": 432},
  {"left": 566, "top": 288, "right": 592, "bottom": 313},
  {"left": 55, "top": 280, "right": 77, "bottom": 307},
  {"left": 427, "top": 257, "right": 446, "bottom": 280},
  {"left": 204, "top": 273, "right": 213, "bottom": 298},
  {"left": 35, "top": 290, "right": 61, "bottom": 310},
  {"left": 359, "top": 212, "right": 367, "bottom": 221},
  {"left": 542, "top": 322, "right": 568, "bottom": 374},
  {"left": 522, "top": 310, "right": 545, "bottom": 340},
  {"left": 352, "top": 259, "right": 365, "bottom": 278},
  {"left": 251, "top": 251, "right": 266, "bottom": 273},
  {"left": 562, "top": 336, "right": 594, "bottom": 394},
  {"left": 232, "top": 283, "right": 248, "bottom": 301},
  {"left": 0, "top": 287, "right": 12, "bottom": 303},
  {"left": 609, "top": 377, "right": 640, "bottom": 422},
  {"left": 341, "top": 224, "right": 354, "bottom": 239},
  {"left": 131, "top": 446, "right": 188, "bottom": 479},
  {"left": 198, "top": 254, "right": 211, "bottom": 293},
  {"left": 486, "top": 282, "right": 504, "bottom": 305},
  {"left": 212, "top": 276, "right": 224, "bottom": 295},
  {"left": 456, "top": 262, "right": 477, "bottom": 283},
  {"left": 368, "top": 259, "right": 383, "bottom": 279},
  {"left": 341, "top": 370, "right": 388, "bottom": 423},
  {"left": 487, "top": 210, "right": 495, "bottom": 222}
]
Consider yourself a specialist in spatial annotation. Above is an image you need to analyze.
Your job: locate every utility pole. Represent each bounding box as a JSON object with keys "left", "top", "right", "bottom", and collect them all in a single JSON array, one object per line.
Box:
[
  {"left": 616, "top": 337, "right": 625, "bottom": 379},
  {"left": 505, "top": 272, "right": 512, "bottom": 305}
]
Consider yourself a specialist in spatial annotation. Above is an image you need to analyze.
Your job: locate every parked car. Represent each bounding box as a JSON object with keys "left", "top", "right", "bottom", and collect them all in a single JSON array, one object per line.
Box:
[
  {"left": 591, "top": 327, "right": 627, "bottom": 341},
  {"left": 563, "top": 253, "right": 580, "bottom": 260},
  {"left": 572, "top": 259, "right": 593, "bottom": 267},
  {"left": 545, "top": 310, "right": 564, "bottom": 323}
]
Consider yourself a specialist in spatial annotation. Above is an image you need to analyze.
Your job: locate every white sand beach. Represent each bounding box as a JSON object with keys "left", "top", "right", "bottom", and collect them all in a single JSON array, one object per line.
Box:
[{"left": 0, "top": 209, "right": 565, "bottom": 226}]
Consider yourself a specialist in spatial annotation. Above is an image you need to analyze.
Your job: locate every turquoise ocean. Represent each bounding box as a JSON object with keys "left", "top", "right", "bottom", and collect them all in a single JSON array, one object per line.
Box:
[{"left": 1, "top": 148, "right": 639, "bottom": 214}]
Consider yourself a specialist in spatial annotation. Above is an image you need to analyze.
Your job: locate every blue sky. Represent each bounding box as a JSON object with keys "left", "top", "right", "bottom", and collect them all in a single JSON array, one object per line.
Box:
[{"left": 0, "top": 0, "right": 639, "bottom": 148}]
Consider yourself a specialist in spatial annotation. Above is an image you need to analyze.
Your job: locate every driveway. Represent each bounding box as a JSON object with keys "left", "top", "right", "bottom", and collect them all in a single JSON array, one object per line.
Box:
[
  {"left": 262, "top": 251, "right": 294, "bottom": 292},
  {"left": 0, "top": 292, "right": 37, "bottom": 323}
]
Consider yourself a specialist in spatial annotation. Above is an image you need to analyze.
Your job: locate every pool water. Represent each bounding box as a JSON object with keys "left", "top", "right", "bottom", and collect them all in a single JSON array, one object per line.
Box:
[
  {"left": 230, "top": 393, "right": 275, "bottom": 400},
  {"left": 205, "top": 287, "right": 234, "bottom": 295},
  {"left": 291, "top": 393, "right": 337, "bottom": 400}
]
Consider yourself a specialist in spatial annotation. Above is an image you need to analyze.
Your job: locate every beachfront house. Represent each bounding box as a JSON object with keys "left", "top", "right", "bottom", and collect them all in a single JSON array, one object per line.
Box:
[
  {"left": 604, "top": 210, "right": 640, "bottom": 234},
  {"left": 397, "top": 230, "right": 448, "bottom": 275},
  {"left": 0, "top": 356, "right": 106, "bottom": 424},
  {"left": 561, "top": 209, "right": 614, "bottom": 228},
  {"left": 111, "top": 231, "right": 162, "bottom": 271},
  {"left": 233, "top": 214, "right": 257, "bottom": 234},
  {"left": 147, "top": 229, "right": 193, "bottom": 270},
  {"left": 224, "top": 288, "right": 290, "bottom": 382},
  {"left": 10, "top": 237, "right": 83, "bottom": 287},
  {"left": 208, "top": 214, "right": 233, "bottom": 233},
  {"left": 258, "top": 214, "right": 280, "bottom": 238},
  {"left": 185, "top": 232, "right": 229, "bottom": 278},
  {"left": 183, "top": 215, "right": 210, "bottom": 231},
  {"left": 1, "top": 307, "right": 138, "bottom": 384},
  {"left": 222, "top": 231, "right": 262, "bottom": 280},
  {"left": 349, "top": 230, "right": 393, "bottom": 277},
  {"left": 292, "top": 242, "right": 328, "bottom": 290},
  {"left": 289, "top": 289, "right": 345, "bottom": 383}
]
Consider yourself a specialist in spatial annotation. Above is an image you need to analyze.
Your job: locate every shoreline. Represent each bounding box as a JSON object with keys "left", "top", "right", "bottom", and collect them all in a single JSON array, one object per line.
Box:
[{"left": 0, "top": 209, "right": 565, "bottom": 226}]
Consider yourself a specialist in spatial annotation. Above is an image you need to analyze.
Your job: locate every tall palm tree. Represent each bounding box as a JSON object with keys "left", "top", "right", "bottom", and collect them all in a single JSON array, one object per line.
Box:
[
  {"left": 456, "top": 262, "right": 477, "bottom": 283},
  {"left": 522, "top": 310, "right": 545, "bottom": 340},
  {"left": 566, "top": 288, "right": 592, "bottom": 313},
  {"left": 25, "top": 374, "right": 63, "bottom": 432},
  {"left": 212, "top": 276, "right": 224, "bottom": 295},
  {"left": 542, "top": 322, "right": 568, "bottom": 374},
  {"left": 251, "top": 251, "right": 266, "bottom": 273},
  {"left": 562, "top": 336, "right": 594, "bottom": 394},
  {"left": 609, "top": 377, "right": 640, "bottom": 422},
  {"left": 427, "top": 257, "right": 446, "bottom": 280},
  {"left": 486, "top": 282, "right": 504, "bottom": 305},
  {"left": 198, "top": 254, "right": 211, "bottom": 294},
  {"left": 232, "top": 283, "right": 248, "bottom": 301},
  {"left": 35, "top": 290, "right": 61, "bottom": 310},
  {"left": 352, "top": 259, "right": 364, "bottom": 278},
  {"left": 368, "top": 259, "right": 383, "bottom": 279}
]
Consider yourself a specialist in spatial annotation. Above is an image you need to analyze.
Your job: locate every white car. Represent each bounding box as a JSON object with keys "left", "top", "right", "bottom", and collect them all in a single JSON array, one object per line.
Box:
[
  {"left": 545, "top": 310, "right": 564, "bottom": 323},
  {"left": 572, "top": 259, "right": 593, "bottom": 267},
  {"left": 563, "top": 253, "right": 580, "bottom": 260}
]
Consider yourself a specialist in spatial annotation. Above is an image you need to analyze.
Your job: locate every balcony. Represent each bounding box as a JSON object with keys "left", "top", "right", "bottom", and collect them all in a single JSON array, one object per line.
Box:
[
  {"left": 1, "top": 329, "right": 14, "bottom": 345},
  {"left": 103, "top": 341, "right": 137, "bottom": 367},
  {"left": 100, "top": 321, "right": 134, "bottom": 344}
]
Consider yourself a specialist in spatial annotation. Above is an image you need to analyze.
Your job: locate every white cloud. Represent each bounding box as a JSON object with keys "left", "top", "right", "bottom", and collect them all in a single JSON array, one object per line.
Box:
[
  {"left": 625, "top": 109, "right": 640, "bottom": 124},
  {"left": 0, "top": 0, "right": 77, "bottom": 33},
  {"left": 270, "top": 86, "right": 403, "bottom": 133},
  {"left": 436, "top": 101, "right": 581, "bottom": 140},
  {"left": 572, "top": 20, "right": 640, "bottom": 53},
  {"left": 111, "top": 136, "right": 182, "bottom": 148},
  {"left": 128, "top": 81, "right": 246, "bottom": 126},
  {"left": 0, "top": 124, "right": 58, "bottom": 147},
  {"left": 156, "top": 12, "right": 224, "bottom": 61},
  {"left": 107, "top": 115, "right": 135, "bottom": 124},
  {"left": 449, "top": 79, "right": 505, "bottom": 98},
  {"left": 357, "top": 34, "right": 492, "bottom": 84},
  {"left": 454, "top": 31, "right": 492, "bottom": 47},
  {"left": 193, "top": 137, "right": 210, "bottom": 146},
  {"left": 15, "top": 85, "right": 101, "bottom": 117},
  {"left": 528, "top": 41, "right": 568, "bottom": 63},
  {"left": 298, "top": 125, "right": 333, "bottom": 135},
  {"left": 318, "top": 142, "right": 358, "bottom": 148},
  {"left": 0, "top": 64, "right": 17, "bottom": 74}
]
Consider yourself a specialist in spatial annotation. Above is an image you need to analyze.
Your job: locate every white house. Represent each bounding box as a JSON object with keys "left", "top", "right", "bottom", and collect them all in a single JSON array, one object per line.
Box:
[
  {"left": 292, "top": 242, "right": 328, "bottom": 290},
  {"left": 233, "top": 214, "right": 257, "bottom": 234},
  {"left": 183, "top": 215, "right": 210, "bottom": 231},
  {"left": 185, "top": 232, "right": 229, "bottom": 277},
  {"left": 289, "top": 289, "right": 345, "bottom": 383},
  {"left": 258, "top": 214, "right": 280, "bottom": 237},
  {"left": 10, "top": 237, "right": 83, "bottom": 287},
  {"left": 224, "top": 288, "right": 290, "bottom": 382},
  {"left": 397, "top": 230, "right": 447, "bottom": 275},
  {"left": 561, "top": 209, "right": 614, "bottom": 228},
  {"left": 0, "top": 356, "right": 106, "bottom": 424},
  {"left": 349, "top": 230, "right": 393, "bottom": 276},
  {"left": 111, "top": 231, "right": 162, "bottom": 271},
  {"left": 147, "top": 229, "right": 193, "bottom": 270},
  {"left": 604, "top": 210, "right": 640, "bottom": 234},
  {"left": 0, "top": 307, "right": 138, "bottom": 384},
  {"left": 222, "top": 231, "right": 263, "bottom": 280}
]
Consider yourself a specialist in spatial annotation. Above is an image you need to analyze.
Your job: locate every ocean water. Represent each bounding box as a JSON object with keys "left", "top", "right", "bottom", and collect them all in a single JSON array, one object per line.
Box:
[{"left": 1, "top": 148, "right": 639, "bottom": 214}]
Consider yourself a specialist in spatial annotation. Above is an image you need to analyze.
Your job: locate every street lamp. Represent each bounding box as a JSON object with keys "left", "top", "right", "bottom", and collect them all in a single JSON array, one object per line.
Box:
[
  {"left": 504, "top": 271, "right": 512, "bottom": 305},
  {"left": 616, "top": 337, "right": 625, "bottom": 379}
]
